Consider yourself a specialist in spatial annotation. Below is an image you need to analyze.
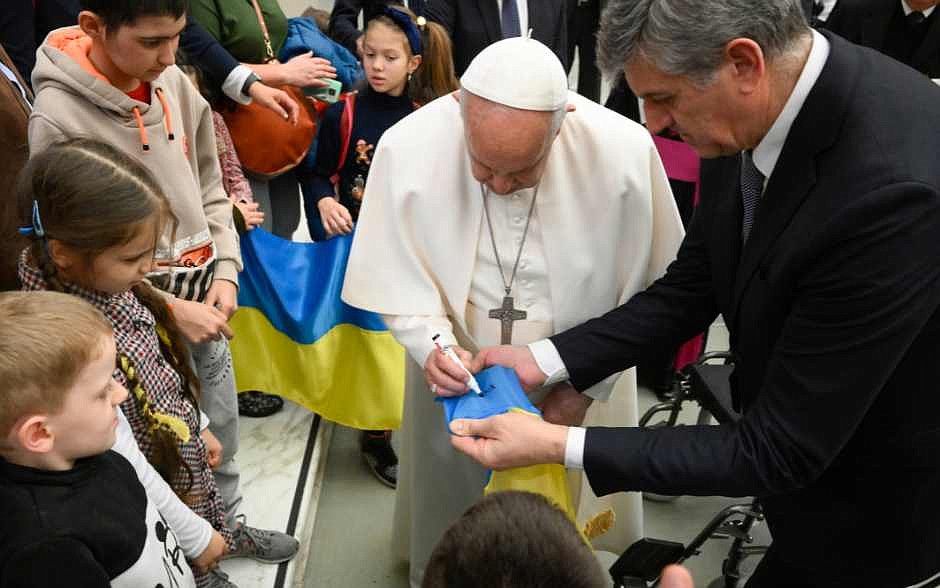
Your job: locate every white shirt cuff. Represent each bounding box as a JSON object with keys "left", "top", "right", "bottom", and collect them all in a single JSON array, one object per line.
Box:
[
  {"left": 222, "top": 64, "right": 254, "bottom": 105},
  {"left": 564, "top": 426, "right": 586, "bottom": 469},
  {"left": 527, "top": 338, "right": 569, "bottom": 386},
  {"left": 199, "top": 410, "right": 210, "bottom": 432}
]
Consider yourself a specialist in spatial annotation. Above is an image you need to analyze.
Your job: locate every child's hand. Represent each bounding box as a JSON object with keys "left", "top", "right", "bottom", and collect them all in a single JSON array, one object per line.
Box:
[
  {"left": 235, "top": 200, "right": 265, "bottom": 230},
  {"left": 201, "top": 428, "right": 223, "bottom": 469},
  {"left": 318, "top": 198, "right": 353, "bottom": 237},
  {"left": 281, "top": 52, "right": 337, "bottom": 88},
  {"left": 191, "top": 529, "right": 227, "bottom": 573},
  {"left": 172, "top": 299, "right": 234, "bottom": 343},
  {"left": 205, "top": 280, "right": 238, "bottom": 319}
]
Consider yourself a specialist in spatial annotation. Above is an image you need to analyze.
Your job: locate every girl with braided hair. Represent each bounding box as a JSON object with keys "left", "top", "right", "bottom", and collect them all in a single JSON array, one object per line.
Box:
[{"left": 13, "top": 138, "right": 252, "bottom": 587}]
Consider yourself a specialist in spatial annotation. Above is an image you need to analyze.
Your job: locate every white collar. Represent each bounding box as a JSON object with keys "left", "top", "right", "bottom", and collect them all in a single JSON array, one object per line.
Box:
[
  {"left": 751, "top": 29, "right": 830, "bottom": 182},
  {"left": 903, "top": 1, "right": 936, "bottom": 18}
]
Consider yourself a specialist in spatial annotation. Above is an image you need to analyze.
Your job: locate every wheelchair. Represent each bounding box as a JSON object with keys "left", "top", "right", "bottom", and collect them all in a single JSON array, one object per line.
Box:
[{"left": 610, "top": 352, "right": 769, "bottom": 588}]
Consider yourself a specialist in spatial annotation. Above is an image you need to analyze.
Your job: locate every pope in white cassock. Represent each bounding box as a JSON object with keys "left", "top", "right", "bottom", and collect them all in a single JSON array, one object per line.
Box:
[{"left": 342, "top": 37, "right": 685, "bottom": 585}]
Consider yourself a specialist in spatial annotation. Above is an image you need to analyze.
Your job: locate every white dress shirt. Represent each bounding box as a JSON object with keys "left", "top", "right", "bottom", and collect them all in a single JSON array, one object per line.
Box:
[
  {"left": 903, "top": 1, "right": 937, "bottom": 18},
  {"left": 543, "top": 29, "right": 832, "bottom": 469}
]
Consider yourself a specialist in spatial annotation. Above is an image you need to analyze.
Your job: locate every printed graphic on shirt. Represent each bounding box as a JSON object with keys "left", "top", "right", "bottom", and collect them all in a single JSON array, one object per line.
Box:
[{"left": 111, "top": 498, "right": 195, "bottom": 588}]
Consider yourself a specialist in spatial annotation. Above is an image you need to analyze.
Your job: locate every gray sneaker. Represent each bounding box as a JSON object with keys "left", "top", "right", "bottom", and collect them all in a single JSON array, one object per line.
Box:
[
  {"left": 203, "top": 568, "right": 237, "bottom": 588},
  {"left": 222, "top": 515, "right": 300, "bottom": 564}
]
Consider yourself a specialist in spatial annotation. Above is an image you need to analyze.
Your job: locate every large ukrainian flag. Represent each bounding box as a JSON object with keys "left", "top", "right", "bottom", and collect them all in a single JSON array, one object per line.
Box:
[{"left": 229, "top": 229, "right": 405, "bottom": 429}]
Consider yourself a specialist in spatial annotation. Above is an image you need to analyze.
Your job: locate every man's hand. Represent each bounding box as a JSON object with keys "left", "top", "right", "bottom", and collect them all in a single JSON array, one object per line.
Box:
[
  {"left": 201, "top": 428, "right": 223, "bottom": 469},
  {"left": 279, "top": 52, "right": 337, "bottom": 88},
  {"left": 235, "top": 200, "right": 265, "bottom": 229},
  {"left": 205, "top": 280, "right": 238, "bottom": 319},
  {"left": 475, "top": 345, "right": 548, "bottom": 392},
  {"left": 538, "top": 382, "right": 593, "bottom": 426},
  {"left": 171, "top": 299, "right": 234, "bottom": 343},
  {"left": 190, "top": 530, "right": 227, "bottom": 574},
  {"left": 318, "top": 198, "right": 353, "bottom": 237},
  {"left": 248, "top": 83, "right": 299, "bottom": 125},
  {"left": 425, "top": 344, "right": 474, "bottom": 397},
  {"left": 449, "top": 411, "right": 568, "bottom": 470}
]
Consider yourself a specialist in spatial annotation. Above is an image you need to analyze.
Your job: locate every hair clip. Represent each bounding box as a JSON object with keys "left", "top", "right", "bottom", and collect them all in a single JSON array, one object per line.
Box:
[
  {"left": 416, "top": 16, "right": 427, "bottom": 31},
  {"left": 18, "top": 200, "right": 45, "bottom": 238}
]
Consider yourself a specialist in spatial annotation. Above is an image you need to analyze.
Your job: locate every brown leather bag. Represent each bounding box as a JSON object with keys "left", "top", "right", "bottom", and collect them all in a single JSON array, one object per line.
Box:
[{"left": 220, "top": 0, "right": 316, "bottom": 178}]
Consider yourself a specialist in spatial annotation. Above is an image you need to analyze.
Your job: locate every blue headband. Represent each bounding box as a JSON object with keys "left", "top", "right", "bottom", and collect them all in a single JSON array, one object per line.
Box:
[
  {"left": 18, "top": 200, "right": 45, "bottom": 238},
  {"left": 381, "top": 7, "right": 423, "bottom": 56}
]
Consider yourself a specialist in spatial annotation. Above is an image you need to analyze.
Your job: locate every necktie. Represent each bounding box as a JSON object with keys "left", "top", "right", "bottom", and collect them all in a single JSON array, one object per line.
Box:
[
  {"left": 501, "top": 0, "right": 521, "bottom": 38},
  {"left": 907, "top": 10, "right": 926, "bottom": 29},
  {"left": 740, "top": 151, "right": 764, "bottom": 244}
]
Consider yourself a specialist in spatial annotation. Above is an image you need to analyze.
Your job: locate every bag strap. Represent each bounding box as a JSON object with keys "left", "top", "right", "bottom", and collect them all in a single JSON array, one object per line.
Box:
[
  {"left": 330, "top": 92, "right": 356, "bottom": 185},
  {"left": 249, "top": 0, "right": 276, "bottom": 63}
]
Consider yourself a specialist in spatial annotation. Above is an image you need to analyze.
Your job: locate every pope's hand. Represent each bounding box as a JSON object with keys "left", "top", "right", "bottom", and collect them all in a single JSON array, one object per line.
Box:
[
  {"left": 426, "top": 345, "right": 478, "bottom": 397},
  {"left": 538, "top": 382, "right": 592, "bottom": 426},
  {"left": 475, "top": 345, "right": 547, "bottom": 392},
  {"left": 449, "top": 411, "right": 568, "bottom": 470}
]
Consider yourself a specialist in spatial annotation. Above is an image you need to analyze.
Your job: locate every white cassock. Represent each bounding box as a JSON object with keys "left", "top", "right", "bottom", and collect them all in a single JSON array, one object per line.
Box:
[{"left": 342, "top": 91, "right": 685, "bottom": 586}]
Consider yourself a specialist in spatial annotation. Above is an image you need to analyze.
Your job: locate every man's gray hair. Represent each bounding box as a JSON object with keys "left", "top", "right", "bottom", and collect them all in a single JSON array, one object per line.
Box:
[{"left": 597, "top": 0, "right": 811, "bottom": 84}]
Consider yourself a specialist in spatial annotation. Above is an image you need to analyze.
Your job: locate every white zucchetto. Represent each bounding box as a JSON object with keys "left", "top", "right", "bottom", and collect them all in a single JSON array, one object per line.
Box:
[{"left": 459, "top": 36, "right": 568, "bottom": 111}]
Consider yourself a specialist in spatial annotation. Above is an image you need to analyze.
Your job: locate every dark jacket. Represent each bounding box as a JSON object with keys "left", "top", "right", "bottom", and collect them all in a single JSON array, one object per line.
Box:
[
  {"left": 424, "top": 0, "right": 568, "bottom": 75},
  {"left": 825, "top": 0, "right": 940, "bottom": 77},
  {"left": 553, "top": 32, "right": 940, "bottom": 586},
  {"left": 0, "top": 43, "right": 31, "bottom": 291},
  {"left": 328, "top": 0, "right": 406, "bottom": 56}
]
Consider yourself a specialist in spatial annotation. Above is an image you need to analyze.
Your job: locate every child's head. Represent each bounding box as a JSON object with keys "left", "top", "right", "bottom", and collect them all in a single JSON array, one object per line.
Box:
[
  {"left": 301, "top": 7, "right": 331, "bottom": 34},
  {"left": 363, "top": 6, "right": 458, "bottom": 104},
  {"left": 0, "top": 291, "right": 127, "bottom": 470},
  {"left": 78, "top": 0, "right": 187, "bottom": 88},
  {"left": 17, "top": 137, "right": 175, "bottom": 296},
  {"left": 422, "top": 490, "right": 608, "bottom": 588}
]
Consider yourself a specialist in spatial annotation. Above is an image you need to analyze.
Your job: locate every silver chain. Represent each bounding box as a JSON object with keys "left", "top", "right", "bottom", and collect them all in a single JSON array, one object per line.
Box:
[{"left": 480, "top": 183, "right": 540, "bottom": 297}]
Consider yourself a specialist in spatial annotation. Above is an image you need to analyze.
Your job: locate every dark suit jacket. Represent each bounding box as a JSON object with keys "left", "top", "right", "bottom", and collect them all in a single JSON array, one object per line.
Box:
[
  {"left": 328, "top": 0, "right": 406, "bottom": 56},
  {"left": 551, "top": 32, "right": 940, "bottom": 586},
  {"left": 825, "top": 0, "right": 940, "bottom": 77},
  {"left": 424, "top": 0, "right": 567, "bottom": 76}
]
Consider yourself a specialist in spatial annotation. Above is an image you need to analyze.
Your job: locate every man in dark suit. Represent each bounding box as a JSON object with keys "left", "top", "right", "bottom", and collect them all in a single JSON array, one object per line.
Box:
[
  {"left": 825, "top": 0, "right": 940, "bottom": 77},
  {"left": 433, "top": 0, "right": 940, "bottom": 585},
  {"left": 327, "top": 0, "right": 409, "bottom": 57},
  {"left": 424, "top": 0, "right": 568, "bottom": 75}
]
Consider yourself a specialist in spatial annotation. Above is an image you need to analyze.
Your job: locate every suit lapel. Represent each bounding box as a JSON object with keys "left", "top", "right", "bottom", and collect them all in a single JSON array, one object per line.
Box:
[
  {"left": 911, "top": 13, "right": 940, "bottom": 74},
  {"left": 859, "top": 1, "right": 895, "bottom": 51},
  {"left": 476, "top": 0, "right": 502, "bottom": 42},
  {"left": 728, "top": 32, "right": 857, "bottom": 325},
  {"left": 526, "top": 0, "right": 539, "bottom": 35}
]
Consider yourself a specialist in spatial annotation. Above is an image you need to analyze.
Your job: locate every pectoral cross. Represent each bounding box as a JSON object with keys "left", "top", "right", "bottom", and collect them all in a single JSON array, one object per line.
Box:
[{"left": 489, "top": 295, "right": 527, "bottom": 344}]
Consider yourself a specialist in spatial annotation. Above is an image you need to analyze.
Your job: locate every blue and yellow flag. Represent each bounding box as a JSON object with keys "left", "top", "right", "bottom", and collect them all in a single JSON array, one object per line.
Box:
[{"left": 229, "top": 229, "right": 405, "bottom": 430}]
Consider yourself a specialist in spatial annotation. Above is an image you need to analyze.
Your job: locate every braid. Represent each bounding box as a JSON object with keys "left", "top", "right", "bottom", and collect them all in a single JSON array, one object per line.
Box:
[
  {"left": 32, "top": 242, "right": 67, "bottom": 293},
  {"left": 132, "top": 282, "right": 202, "bottom": 408},
  {"left": 118, "top": 354, "right": 195, "bottom": 495}
]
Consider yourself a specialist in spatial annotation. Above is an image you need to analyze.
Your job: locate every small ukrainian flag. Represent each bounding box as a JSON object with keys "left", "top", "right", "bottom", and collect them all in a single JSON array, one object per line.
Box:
[{"left": 229, "top": 229, "right": 405, "bottom": 430}]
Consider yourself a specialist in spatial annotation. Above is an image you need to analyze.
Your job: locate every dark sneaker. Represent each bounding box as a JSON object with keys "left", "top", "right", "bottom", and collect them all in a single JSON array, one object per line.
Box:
[
  {"left": 204, "top": 568, "right": 238, "bottom": 587},
  {"left": 238, "top": 391, "right": 284, "bottom": 418},
  {"left": 360, "top": 430, "right": 398, "bottom": 488},
  {"left": 222, "top": 515, "right": 299, "bottom": 564}
]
